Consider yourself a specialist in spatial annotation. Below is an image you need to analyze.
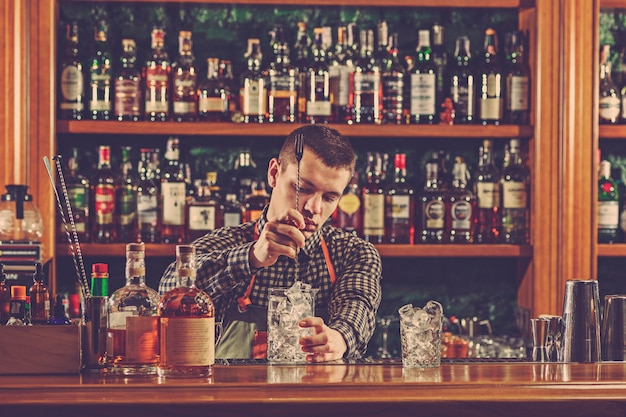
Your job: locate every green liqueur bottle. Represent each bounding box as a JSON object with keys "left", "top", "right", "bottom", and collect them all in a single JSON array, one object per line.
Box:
[{"left": 598, "top": 159, "right": 620, "bottom": 243}]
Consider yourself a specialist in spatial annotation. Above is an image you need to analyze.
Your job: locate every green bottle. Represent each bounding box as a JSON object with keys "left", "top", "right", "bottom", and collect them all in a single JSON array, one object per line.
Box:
[{"left": 598, "top": 160, "right": 619, "bottom": 243}]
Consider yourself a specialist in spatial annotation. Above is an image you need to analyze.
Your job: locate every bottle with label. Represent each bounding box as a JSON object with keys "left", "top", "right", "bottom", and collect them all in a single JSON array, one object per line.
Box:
[
  {"left": 362, "top": 152, "right": 386, "bottom": 243},
  {"left": 410, "top": 29, "right": 437, "bottom": 124},
  {"left": 160, "top": 137, "right": 186, "bottom": 244},
  {"left": 599, "top": 44, "right": 621, "bottom": 125},
  {"left": 221, "top": 193, "right": 244, "bottom": 228},
  {"left": 48, "top": 294, "right": 71, "bottom": 325},
  {"left": 172, "top": 31, "right": 198, "bottom": 122},
  {"left": 431, "top": 23, "right": 448, "bottom": 111},
  {"left": 293, "top": 21, "right": 311, "bottom": 123},
  {"left": 244, "top": 178, "right": 270, "bottom": 223},
  {"left": 143, "top": 27, "right": 170, "bottom": 122},
  {"left": 0, "top": 264, "right": 9, "bottom": 324},
  {"left": 479, "top": 28, "right": 504, "bottom": 125},
  {"left": 385, "top": 153, "right": 415, "bottom": 244},
  {"left": 114, "top": 39, "right": 142, "bottom": 121},
  {"left": 475, "top": 139, "right": 502, "bottom": 243},
  {"left": 187, "top": 176, "right": 222, "bottom": 241},
  {"left": 198, "top": 57, "right": 229, "bottom": 122},
  {"left": 350, "top": 28, "right": 383, "bottom": 124},
  {"left": 92, "top": 145, "right": 117, "bottom": 243},
  {"left": 332, "top": 172, "right": 362, "bottom": 237},
  {"left": 329, "top": 24, "right": 357, "bottom": 124},
  {"left": 57, "top": 147, "right": 90, "bottom": 243},
  {"left": 107, "top": 243, "right": 160, "bottom": 376},
  {"left": 240, "top": 38, "right": 267, "bottom": 123},
  {"left": 219, "top": 59, "right": 238, "bottom": 120},
  {"left": 137, "top": 148, "right": 160, "bottom": 243},
  {"left": 419, "top": 152, "right": 446, "bottom": 243},
  {"left": 29, "top": 262, "right": 50, "bottom": 325},
  {"left": 598, "top": 159, "right": 620, "bottom": 243},
  {"left": 88, "top": 20, "right": 112, "bottom": 120},
  {"left": 446, "top": 156, "right": 476, "bottom": 243},
  {"left": 501, "top": 139, "right": 530, "bottom": 243},
  {"left": 504, "top": 31, "right": 530, "bottom": 125},
  {"left": 159, "top": 245, "right": 215, "bottom": 378},
  {"left": 115, "top": 146, "right": 138, "bottom": 243},
  {"left": 267, "top": 25, "right": 298, "bottom": 123},
  {"left": 58, "top": 21, "right": 84, "bottom": 120},
  {"left": 382, "top": 32, "right": 406, "bottom": 125},
  {"left": 306, "top": 27, "right": 332, "bottom": 124},
  {"left": 449, "top": 36, "right": 475, "bottom": 124},
  {"left": 6, "top": 286, "right": 27, "bottom": 326}
]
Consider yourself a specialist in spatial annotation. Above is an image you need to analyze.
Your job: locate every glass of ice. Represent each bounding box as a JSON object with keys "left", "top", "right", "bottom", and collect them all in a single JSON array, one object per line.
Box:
[
  {"left": 267, "top": 282, "right": 318, "bottom": 364},
  {"left": 399, "top": 300, "right": 444, "bottom": 368}
]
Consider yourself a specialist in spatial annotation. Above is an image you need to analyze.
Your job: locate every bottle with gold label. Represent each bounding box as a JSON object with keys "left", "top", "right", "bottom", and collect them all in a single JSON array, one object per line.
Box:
[{"left": 333, "top": 172, "right": 362, "bottom": 237}]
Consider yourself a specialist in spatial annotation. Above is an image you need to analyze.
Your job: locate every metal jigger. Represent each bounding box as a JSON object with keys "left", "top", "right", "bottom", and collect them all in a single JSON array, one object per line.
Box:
[
  {"left": 531, "top": 318, "right": 549, "bottom": 362},
  {"left": 561, "top": 279, "right": 601, "bottom": 363}
]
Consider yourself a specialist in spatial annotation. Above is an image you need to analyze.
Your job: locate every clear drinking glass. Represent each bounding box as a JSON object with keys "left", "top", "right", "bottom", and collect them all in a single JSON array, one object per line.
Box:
[{"left": 399, "top": 300, "right": 444, "bottom": 368}]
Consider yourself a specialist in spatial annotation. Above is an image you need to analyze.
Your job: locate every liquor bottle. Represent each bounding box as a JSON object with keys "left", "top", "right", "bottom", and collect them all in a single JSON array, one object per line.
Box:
[
  {"left": 431, "top": 23, "right": 449, "bottom": 110},
  {"left": 144, "top": 27, "right": 170, "bottom": 122},
  {"left": 29, "top": 262, "right": 50, "bottom": 325},
  {"left": 409, "top": 29, "right": 437, "bottom": 124},
  {"left": 91, "top": 262, "right": 109, "bottom": 298},
  {"left": 478, "top": 28, "right": 504, "bottom": 125},
  {"left": 240, "top": 38, "right": 267, "bottom": 123},
  {"left": 244, "top": 178, "right": 270, "bottom": 223},
  {"left": 158, "top": 245, "right": 215, "bottom": 378},
  {"left": 329, "top": 24, "right": 357, "bottom": 123},
  {"left": 115, "top": 146, "right": 138, "bottom": 243},
  {"left": 475, "top": 139, "right": 501, "bottom": 243},
  {"left": 0, "top": 264, "right": 9, "bottom": 324},
  {"left": 58, "top": 21, "right": 85, "bottom": 120},
  {"left": 171, "top": 30, "right": 198, "bottom": 122},
  {"left": 332, "top": 172, "right": 362, "bottom": 236},
  {"left": 57, "top": 147, "right": 90, "bottom": 243},
  {"left": 92, "top": 145, "right": 117, "bottom": 243},
  {"left": 293, "top": 21, "right": 311, "bottom": 123},
  {"left": 88, "top": 20, "right": 112, "bottom": 120},
  {"left": 114, "top": 39, "right": 142, "bottom": 121},
  {"left": 220, "top": 193, "right": 243, "bottom": 227},
  {"left": 6, "top": 286, "right": 27, "bottom": 326},
  {"left": 599, "top": 44, "right": 621, "bottom": 125},
  {"left": 267, "top": 25, "right": 298, "bottom": 123},
  {"left": 501, "top": 139, "right": 530, "bottom": 243},
  {"left": 137, "top": 148, "right": 160, "bottom": 243},
  {"left": 48, "top": 294, "right": 71, "bottom": 325},
  {"left": 446, "top": 156, "right": 476, "bottom": 243},
  {"left": 187, "top": 177, "right": 222, "bottom": 241},
  {"left": 198, "top": 57, "right": 229, "bottom": 122},
  {"left": 419, "top": 152, "right": 446, "bottom": 243},
  {"left": 504, "top": 31, "right": 530, "bottom": 125},
  {"left": 362, "top": 152, "right": 386, "bottom": 243},
  {"left": 233, "top": 149, "right": 257, "bottom": 203},
  {"left": 306, "top": 27, "right": 332, "bottom": 124},
  {"left": 350, "top": 28, "right": 383, "bottom": 124},
  {"left": 598, "top": 159, "right": 620, "bottom": 243},
  {"left": 107, "top": 242, "right": 160, "bottom": 376},
  {"left": 382, "top": 32, "right": 406, "bottom": 125},
  {"left": 385, "top": 153, "right": 415, "bottom": 244},
  {"left": 219, "top": 59, "right": 238, "bottom": 120},
  {"left": 449, "top": 36, "right": 475, "bottom": 124},
  {"left": 160, "top": 137, "right": 186, "bottom": 244}
]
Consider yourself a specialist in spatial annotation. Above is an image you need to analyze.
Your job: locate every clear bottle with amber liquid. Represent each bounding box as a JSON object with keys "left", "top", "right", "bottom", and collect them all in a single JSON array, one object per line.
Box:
[
  {"left": 114, "top": 39, "right": 142, "bottom": 121},
  {"left": 419, "top": 152, "right": 446, "bottom": 243},
  {"left": 240, "top": 39, "right": 267, "bottom": 123},
  {"left": 58, "top": 21, "right": 85, "bottom": 120},
  {"left": 187, "top": 174, "right": 222, "bottom": 241},
  {"left": 332, "top": 172, "right": 362, "bottom": 237},
  {"left": 92, "top": 145, "right": 117, "bottom": 243},
  {"left": 445, "top": 156, "right": 476, "bottom": 243},
  {"left": 475, "top": 139, "right": 501, "bottom": 243},
  {"left": 88, "top": 20, "right": 112, "bottom": 120},
  {"left": 267, "top": 25, "right": 298, "bottom": 123},
  {"left": 362, "top": 152, "right": 386, "bottom": 243},
  {"left": 198, "top": 57, "right": 229, "bottom": 122},
  {"left": 171, "top": 31, "right": 198, "bottom": 122},
  {"left": 160, "top": 137, "right": 186, "bottom": 244},
  {"left": 107, "top": 242, "right": 160, "bottom": 376},
  {"left": 29, "top": 262, "right": 50, "bottom": 325},
  {"left": 244, "top": 178, "right": 270, "bottom": 223},
  {"left": 143, "top": 27, "right": 170, "bottom": 122},
  {"left": 385, "top": 153, "right": 414, "bottom": 244},
  {"left": 159, "top": 245, "right": 215, "bottom": 378}
]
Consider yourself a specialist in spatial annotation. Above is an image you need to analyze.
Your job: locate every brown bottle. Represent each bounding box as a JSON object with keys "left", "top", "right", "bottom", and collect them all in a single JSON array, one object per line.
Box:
[{"left": 29, "top": 262, "right": 50, "bottom": 325}]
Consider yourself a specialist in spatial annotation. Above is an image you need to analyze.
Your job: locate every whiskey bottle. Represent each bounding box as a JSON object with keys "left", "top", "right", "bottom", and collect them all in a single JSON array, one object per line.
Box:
[
  {"left": 449, "top": 36, "right": 475, "bottom": 124},
  {"left": 115, "top": 146, "right": 138, "bottom": 243},
  {"left": 332, "top": 172, "right": 362, "bottom": 236},
  {"left": 29, "top": 262, "right": 50, "bottom": 325},
  {"left": 306, "top": 27, "right": 332, "bottom": 124},
  {"left": 382, "top": 32, "right": 406, "bottom": 125},
  {"left": 107, "top": 242, "right": 160, "bottom": 376},
  {"left": 137, "top": 148, "right": 160, "bottom": 243},
  {"left": 198, "top": 57, "right": 229, "bottom": 122},
  {"left": 350, "top": 28, "right": 383, "bottom": 124},
  {"left": 501, "top": 139, "right": 530, "bottom": 243},
  {"left": 57, "top": 147, "right": 90, "bottom": 243},
  {"left": 114, "top": 39, "right": 142, "bottom": 121},
  {"left": 419, "top": 152, "right": 446, "bottom": 243},
  {"left": 92, "top": 145, "right": 117, "bottom": 243},
  {"left": 409, "top": 29, "right": 437, "bottom": 124},
  {"left": 598, "top": 159, "right": 620, "bottom": 243},
  {"left": 88, "top": 20, "right": 112, "bottom": 120},
  {"left": 504, "top": 31, "right": 530, "bottom": 125},
  {"left": 431, "top": 23, "right": 449, "bottom": 110},
  {"left": 362, "top": 152, "right": 386, "bottom": 243},
  {"left": 267, "top": 25, "right": 298, "bottom": 123},
  {"left": 221, "top": 193, "right": 243, "bottom": 228},
  {"left": 385, "top": 153, "right": 415, "bottom": 244},
  {"left": 599, "top": 45, "right": 621, "bottom": 125},
  {"left": 240, "top": 38, "right": 267, "bottom": 123},
  {"left": 160, "top": 137, "right": 186, "bottom": 244},
  {"left": 329, "top": 24, "right": 356, "bottom": 123},
  {"left": 144, "top": 27, "right": 170, "bottom": 122},
  {"left": 475, "top": 139, "right": 501, "bottom": 243},
  {"left": 244, "top": 178, "right": 270, "bottom": 223},
  {"left": 293, "top": 21, "right": 311, "bottom": 123},
  {"left": 172, "top": 31, "right": 198, "bottom": 122},
  {"left": 158, "top": 245, "right": 215, "bottom": 378},
  {"left": 446, "top": 156, "right": 476, "bottom": 243},
  {"left": 478, "top": 28, "right": 504, "bottom": 125},
  {"left": 187, "top": 177, "right": 222, "bottom": 241},
  {"left": 58, "top": 21, "right": 85, "bottom": 120}
]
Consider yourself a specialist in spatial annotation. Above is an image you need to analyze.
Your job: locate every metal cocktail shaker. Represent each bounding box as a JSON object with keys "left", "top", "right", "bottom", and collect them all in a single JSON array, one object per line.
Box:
[
  {"left": 561, "top": 279, "right": 601, "bottom": 363},
  {"left": 601, "top": 294, "right": 626, "bottom": 361}
]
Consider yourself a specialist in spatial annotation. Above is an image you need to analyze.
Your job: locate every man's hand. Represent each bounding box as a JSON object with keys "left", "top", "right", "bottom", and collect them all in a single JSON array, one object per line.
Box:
[
  {"left": 250, "top": 208, "right": 305, "bottom": 269},
  {"left": 298, "top": 317, "right": 347, "bottom": 363}
]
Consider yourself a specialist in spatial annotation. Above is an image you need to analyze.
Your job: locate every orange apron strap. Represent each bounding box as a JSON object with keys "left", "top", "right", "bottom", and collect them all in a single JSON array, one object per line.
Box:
[
  {"left": 237, "top": 222, "right": 260, "bottom": 312},
  {"left": 320, "top": 235, "right": 336, "bottom": 285}
]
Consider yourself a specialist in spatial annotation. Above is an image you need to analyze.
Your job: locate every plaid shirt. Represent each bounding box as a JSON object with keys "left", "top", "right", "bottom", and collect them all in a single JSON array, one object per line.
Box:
[{"left": 159, "top": 207, "right": 382, "bottom": 359}]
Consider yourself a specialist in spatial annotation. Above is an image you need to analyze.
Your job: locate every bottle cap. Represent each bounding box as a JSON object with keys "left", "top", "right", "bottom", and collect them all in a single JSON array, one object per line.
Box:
[
  {"left": 92, "top": 263, "right": 108, "bottom": 274},
  {"left": 11, "top": 285, "right": 26, "bottom": 300}
]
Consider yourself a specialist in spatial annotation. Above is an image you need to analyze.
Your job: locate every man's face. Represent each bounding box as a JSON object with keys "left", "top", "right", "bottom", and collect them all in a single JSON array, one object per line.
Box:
[{"left": 267, "top": 148, "right": 352, "bottom": 239}]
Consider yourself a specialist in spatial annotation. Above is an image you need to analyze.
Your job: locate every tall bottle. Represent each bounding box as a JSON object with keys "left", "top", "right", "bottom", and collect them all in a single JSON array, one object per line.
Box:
[
  {"left": 449, "top": 36, "right": 475, "bottom": 124},
  {"left": 306, "top": 27, "right": 332, "bottom": 124},
  {"left": 29, "top": 262, "right": 50, "bottom": 325},
  {"left": 349, "top": 28, "right": 383, "bottom": 124},
  {"left": 58, "top": 21, "right": 85, "bottom": 120},
  {"left": 267, "top": 25, "right": 298, "bottom": 123},
  {"left": 198, "top": 57, "right": 229, "bottom": 122},
  {"left": 419, "top": 152, "right": 446, "bottom": 243},
  {"left": 161, "top": 137, "right": 186, "bottom": 244},
  {"left": 385, "top": 153, "right": 415, "bottom": 244},
  {"left": 171, "top": 31, "right": 198, "bottom": 122},
  {"left": 431, "top": 23, "right": 448, "bottom": 111},
  {"left": 382, "top": 32, "right": 406, "bottom": 125},
  {"left": 332, "top": 172, "right": 362, "bottom": 237},
  {"left": 92, "top": 145, "right": 117, "bottom": 243},
  {"left": 115, "top": 146, "right": 138, "bottom": 243},
  {"left": 329, "top": 24, "right": 357, "bottom": 123},
  {"left": 478, "top": 28, "right": 504, "bottom": 125},
  {"left": 114, "top": 39, "right": 142, "bottom": 121},
  {"left": 501, "top": 139, "right": 530, "bottom": 243},
  {"left": 446, "top": 156, "right": 476, "bottom": 243},
  {"left": 240, "top": 38, "right": 267, "bottom": 123},
  {"left": 107, "top": 243, "right": 160, "bottom": 376},
  {"left": 159, "top": 245, "right": 215, "bottom": 378},
  {"left": 144, "top": 27, "right": 170, "bottom": 122},
  {"left": 599, "top": 44, "right": 621, "bottom": 125},
  {"left": 362, "top": 152, "right": 386, "bottom": 243},
  {"left": 475, "top": 139, "right": 501, "bottom": 243},
  {"left": 88, "top": 20, "right": 112, "bottom": 120},
  {"left": 598, "top": 159, "right": 620, "bottom": 243},
  {"left": 504, "top": 31, "right": 530, "bottom": 125},
  {"left": 57, "top": 147, "right": 90, "bottom": 243},
  {"left": 136, "top": 148, "right": 160, "bottom": 243},
  {"left": 409, "top": 29, "right": 437, "bottom": 124},
  {"left": 293, "top": 21, "right": 312, "bottom": 123}
]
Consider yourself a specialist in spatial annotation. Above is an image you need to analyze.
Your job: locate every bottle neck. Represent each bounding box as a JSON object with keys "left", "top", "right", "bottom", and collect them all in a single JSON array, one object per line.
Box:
[{"left": 125, "top": 253, "right": 146, "bottom": 285}]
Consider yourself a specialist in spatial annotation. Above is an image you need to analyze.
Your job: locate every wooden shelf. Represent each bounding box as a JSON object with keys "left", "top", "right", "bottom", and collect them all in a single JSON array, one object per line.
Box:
[
  {"left": 58, "top": 243, "right": 532, "bottom": 258},
  {"left": 57, "top": 121, "right": 534, "bottom": 139},
  {"left": 599, "top": 125, "right": 626, "bottom": 139},
  {"left": 598, "top": 244, "right": 626, "bottom": 257}
]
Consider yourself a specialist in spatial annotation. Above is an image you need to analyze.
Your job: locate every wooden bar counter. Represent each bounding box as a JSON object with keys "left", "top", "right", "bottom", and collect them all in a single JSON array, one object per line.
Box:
[{"left": 1, "top": 360, "right": 626, "bottom": 417}]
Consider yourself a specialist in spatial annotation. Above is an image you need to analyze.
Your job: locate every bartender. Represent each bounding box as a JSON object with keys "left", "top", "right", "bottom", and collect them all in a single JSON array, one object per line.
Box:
[{"left": 159, "top": 125, "right": 382, "bottom": 362}]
